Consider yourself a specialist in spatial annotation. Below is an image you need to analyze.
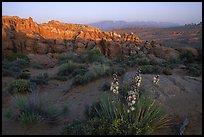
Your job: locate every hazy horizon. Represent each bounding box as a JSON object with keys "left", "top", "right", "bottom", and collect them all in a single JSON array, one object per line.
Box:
[{"left": 2, "top": 2, "right": 202, "bottom": 25}]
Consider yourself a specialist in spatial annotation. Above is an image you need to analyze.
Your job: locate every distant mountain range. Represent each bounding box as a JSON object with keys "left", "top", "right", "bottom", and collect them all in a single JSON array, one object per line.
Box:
[{"left": 87, "top": 20, "right": 181, "bottom": 31}]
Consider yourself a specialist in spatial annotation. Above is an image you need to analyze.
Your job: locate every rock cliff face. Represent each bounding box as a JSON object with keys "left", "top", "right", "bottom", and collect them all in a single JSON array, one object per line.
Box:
[{"left": 2, "top": 16, "right": 142, "bottom": 58}]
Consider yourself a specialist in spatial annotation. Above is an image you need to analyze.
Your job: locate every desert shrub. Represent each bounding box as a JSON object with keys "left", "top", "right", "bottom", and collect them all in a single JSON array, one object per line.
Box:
[
  {"left": 11, "top": 58, "right": 30, "bottom": 68},
  {"left": 17, "top": 70, "right": 31, "bottom": 79},
  {"left": 180, "top": 50, "right": 194, "bottom": 63},
  {"left": 86, "top": 48, "right": 106, "bottom": 63},
  {"left": 162, "top": 67, "right": 172, "bottom": 75},
  {"left": 57, "top": 61, "right": 81, "bottom": 76},
  {"left": 101, "top": 82, "right": 111, "bottom": 91},
  {"left": 70, "top": 68, "right": 88, "bottom": 78},
  {"left": 91, "top": 64, "right": 111, "bottom": 76},
  {"left": 62, "top": 120, "right": 87, "bottom": 135},
  {"left": 73, "top": 69, "right": 97, "bottom": 86},
  {"left": 73, "top": 64, "right": 111, "bottom": 86},
  {"left": 84, "top": 70, "right": 98, "bottom": 81},
  {"left": 8, "top": 79, "right": 36, "bottom": 94},
  {"left": 116, "top": 54, "right": 126, "bottom": 62},
  {"left": 126, "top": 60, "right": 136, "bottom": 67},
  {"left": 2, "top": 59, "right": 30, "bottom": 78},
  {"left": 2, "top": 67, "right": 20, "bottom": 77},
  {"left": 111, "top": 65, "right": 127, "bottom": 76},
  {"left": 30, "top": 73, "right": 49, "bottom": 85},
  {"left": 13, "top": 92, "right": 67, "bottom": 124},
  {"left": 18, "top": 112, "right": 42, "bottom": 124},
  {"left": 84, "top": 117, "right": 111, "bottom": 135},
  {"left": 58, "top": 52, "right": 83, "bottom": 65},
  {"left": 186, "top": 63, "right": 202, "bottom": 77},
  {"left": 136, "top": 57, "right": 150, "bottom": 66},
  {"left": 51, "top": 75, "right": 68, "bottom": 81},
  {"left": 167, "top": 54, "right": 180, "bottom": 64},
  {"left": 196, "top": 48, "right": 202, "bottom": 62},
  {"left": 73, "top": 74, "right": 86, "bottom": 85},
  {"left": 6, "top": 53, "right": 30, "bottom": 62},
  {"left": 149, "top": 59, "right": 159, "bottom": 65},
  {"left": 140, "top": 65, "right": 162, "bottom": 74}
]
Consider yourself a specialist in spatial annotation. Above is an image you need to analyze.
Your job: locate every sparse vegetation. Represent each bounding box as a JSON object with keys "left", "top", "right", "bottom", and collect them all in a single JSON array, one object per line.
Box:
[
  {"left": 30, "top": 73, "right": 49, "bottom": 85},
  {"left": 140, "top": 65, "right": 162, "bottom": 74},
  {"left": 180, "top": 50, "right": 194, "bottom": 63},
  {"left": 58, "top": 52, "right": 83, "bottom": 65},
  {"left": 57, "top": 61, "right": 84, "bottom": 76},
  {"left": 2, "top": 59, "right": 30, "bottom": 78},
  {"left": 12, "top": 92, "right": 68, "bottom": 124},
  {"left": 8, "top": 79, "right": 36, "bottom": 94},
  {"left": 162, "top": 67, "right": 173, "bottom": 75},
  {"left": 86, "top": 48, "right": 106, "bottom": 63},
  {"left": 6, "top": 53, "right": 30, "bottom": 63},
  {"left": 186, "top": 63, "right": 202, "bottom": 77},
  {"left": 73, "top": 64, "right": 111, "bottom": 86}
]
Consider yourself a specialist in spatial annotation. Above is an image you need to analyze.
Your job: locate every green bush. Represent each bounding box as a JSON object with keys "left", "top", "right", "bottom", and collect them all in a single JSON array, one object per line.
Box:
[
  {"left": 18, "top": 112, "right": 42, "bottom": 124},
  {"left": 85, "top": 117, "right": 111, "bottom": 135},
  {"left": 30, "top": 73, "right": 49, "bottom": 85},
  {"left": 17, "top": 70, "right": 31, "bottom": 79},
  {"left": 186, "top": 63, "right": 202, "bottom": 77},
  {"left": 8, "top": 79, "right": 36, "bottom": 94},
  {"left": 6, "top": 53, "right": 30, "bottom": 62},
  {"left": 57, "top": 61, "right": 81, "bottom": 76},
  {"left": 162, "top": 67, "right": 172, "bottom": 75},
  {"left": 13, "top": 92, "right": 67, "bottom": 124},
  {"left": 2, "top": 59, "right": 29, "bottom": 78},
  {"left": 73, "top": 74, "right": 86, "bottom": 85},
  {"left": 141, "top": 65, "right": 162, "bottom": 74},
  {"left": 73, "top": 64, "right": 111, "bottom": 86},
  {"left": 180, "top": 50, "right": 194, "bottom": 63},
  {"left": 62, "top": 120, "right": 87, "bottom": 135},
  {"left": 70, "top": 68, "right": 88, "bottom": 78},
  {"left": 116, "top": 54, "right": 126, "bottom": 62},
  {"left": 196, "top": 48, "right": 202, "bottom": 62},
  {"left": 51, "top": 75, "right": 68, "bottom": 81},
  {"left": 58, "top": 52, "right": 83, "bottom": 65},
  {"left": 86, "top": 48, "right": 105, "bottom": 63},
  {"left": 136, "top": 57, "right": 150, "bottom": 66},
  {"left": 91, "top": 64, "right": 111, "bottom": 76},
  {"left": 167, "top": 54, "right": 180, "bottom": 64},
  {"left": 111, "top": 65, "right": 127, "bottom": 76}
]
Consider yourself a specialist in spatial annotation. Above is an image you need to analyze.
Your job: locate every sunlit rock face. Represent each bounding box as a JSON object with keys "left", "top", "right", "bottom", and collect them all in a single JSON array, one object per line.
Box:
[{"left": 2, "top": 16, "right": 142, "bottom": 58}]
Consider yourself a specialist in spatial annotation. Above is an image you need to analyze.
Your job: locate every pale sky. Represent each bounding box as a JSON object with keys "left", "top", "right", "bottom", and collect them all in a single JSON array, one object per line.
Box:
[{"left": 2, "top": 2, "right": 202, "bottom": 25}]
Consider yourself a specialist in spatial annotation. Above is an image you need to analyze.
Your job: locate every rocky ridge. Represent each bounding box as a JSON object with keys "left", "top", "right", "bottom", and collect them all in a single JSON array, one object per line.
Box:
[{"left": 2, "top": 16, "right": 142, "bottom": 58}]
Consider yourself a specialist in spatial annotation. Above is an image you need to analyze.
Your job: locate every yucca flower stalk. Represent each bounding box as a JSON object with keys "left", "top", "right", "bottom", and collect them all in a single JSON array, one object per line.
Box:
[
  {"left": 153, "top": 75, "right": 159, "bottom": 86},
  {"left": 152, "top": 75, "right": 160, "bottom": 99},
  {"left": 110, "top": 74, "right": 119, "bottom": 95},
  {"left": 134, "top": 73, "right": 142, "bottom": 88},
  {"left": 127, "top": 84, "right": 139, "bottom": 113}
]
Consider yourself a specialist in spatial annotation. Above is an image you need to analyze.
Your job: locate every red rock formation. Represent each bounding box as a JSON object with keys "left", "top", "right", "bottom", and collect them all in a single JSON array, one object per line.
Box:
[{"left": 2, "top": 16, "right": 142, "bottom": 58}]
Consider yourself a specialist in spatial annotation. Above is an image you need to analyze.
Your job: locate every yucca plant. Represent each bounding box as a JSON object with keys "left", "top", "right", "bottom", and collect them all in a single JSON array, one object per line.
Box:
[
  {"left": 129, "top": 95, "right": 170, "bottom": 135},
  {"left": 85, "top": 92, "right": 170, "bottom": 135}
]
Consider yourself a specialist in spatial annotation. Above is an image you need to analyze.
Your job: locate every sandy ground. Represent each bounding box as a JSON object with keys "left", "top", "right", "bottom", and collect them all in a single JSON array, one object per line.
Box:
[{"left": 2, "top": 58, "right": 202, "bottom": 135}]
